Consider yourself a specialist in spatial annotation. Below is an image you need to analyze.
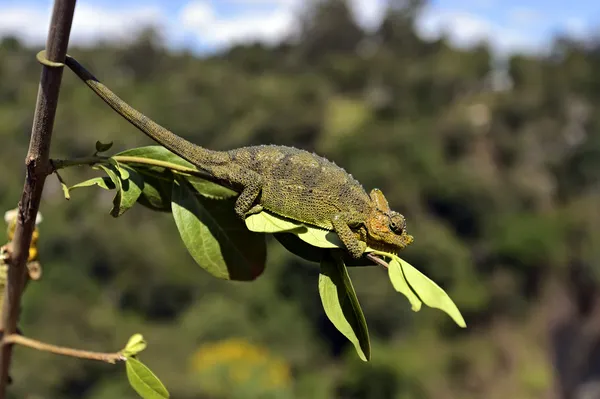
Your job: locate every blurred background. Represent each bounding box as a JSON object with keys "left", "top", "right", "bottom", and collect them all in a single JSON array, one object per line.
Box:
[{"left": 1, "top": 0, "right": 600, "bottom": 398}]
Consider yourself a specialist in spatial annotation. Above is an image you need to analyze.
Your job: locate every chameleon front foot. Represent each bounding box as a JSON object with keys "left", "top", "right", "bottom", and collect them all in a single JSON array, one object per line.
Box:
[{"left": 331, "top": 214, "right": 368, "bottom": 259}]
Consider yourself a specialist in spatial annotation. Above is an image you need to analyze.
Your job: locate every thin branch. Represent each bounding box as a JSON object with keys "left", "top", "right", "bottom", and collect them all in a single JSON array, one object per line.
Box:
[
  {"left": 3, "top": 335, "right": 124, "bottom": 364},
  {"left": 0, "top": 0, "right": 77, "bottom": 395},
  {"left": 52, "top": 155, "right": 235, "bottom": 187},
  {"left": 366, "top": 253, "right": 389, "bottom": 269}
]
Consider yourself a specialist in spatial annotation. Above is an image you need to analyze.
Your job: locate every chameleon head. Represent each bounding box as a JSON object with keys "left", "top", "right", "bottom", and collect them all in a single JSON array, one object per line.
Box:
[{"left": 364, "top": 189, "right": 414, "bottom": 254}]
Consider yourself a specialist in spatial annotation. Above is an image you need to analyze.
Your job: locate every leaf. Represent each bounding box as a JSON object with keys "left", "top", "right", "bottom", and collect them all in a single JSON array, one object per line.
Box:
[
  {"left": 398, "top": 256, "right": 466, "bottom": 328},
  {"left": 171, "top": 179, "right": 266, "bottom": 281},
  {"left": 69, "top": 176, "right": 115, "bottom": 192},
  {"left": 123, "top": 334, "right": 147, "bottom": 357},
  {"left": 60, "top": 181, "right": 70, "bottom": 200},
  {"left": 245, "top": 211, "right": 304, "bottom": 233},
  {"left": 125, "top": 357, "right": 169, "bottom": 399},
  {"left": 98, "top": 164, "right": 143, "bottom": 217},
  {"left": 274, "top": 232, "right": 324, "bottom": 263},
  {"left": 388, "top": 257, "right": 422, "bottom": 311},
  {"left": 116, "top": 146, "right": 237, "bottom": 199},
  {"left": 319, "top": 252, "right": 370, "bottom": 361},
  {"left": 134, "top": 170, "right": 173, "bottom": 212},
  {"left": 186, "top": 175, "right": 237, "bottom": 200},
  {"left": 297, "top": 226, "right": 344, "bottom": 249},
  {"left": 98, "top": 164, "right": 123, "bottom": 217},
  {"left": 95, "top": 140, "right": 113, "bottom": 153},
  {"left": 274, "top": 234, "right": 374, "bottom": 267},
  {"left": 116, "top": 146, "right": 196, "bottom": 169},
  {"left": 116, "top": 165, "right": 144, "bottom": 215}
]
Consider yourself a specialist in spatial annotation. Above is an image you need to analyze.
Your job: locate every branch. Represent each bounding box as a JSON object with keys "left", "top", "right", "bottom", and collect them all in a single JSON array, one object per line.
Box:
[
  {"left": 0, "top": 0, "right": 77, "bottom": 395},
  {"left": 2, "top": 335, "right": 124, "bottom": 364}
]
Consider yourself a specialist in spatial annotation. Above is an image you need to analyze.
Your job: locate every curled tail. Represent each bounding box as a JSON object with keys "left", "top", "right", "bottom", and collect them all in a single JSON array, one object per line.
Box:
[{"left": 64, "top": 56, "right": 229, "bottom": 167}]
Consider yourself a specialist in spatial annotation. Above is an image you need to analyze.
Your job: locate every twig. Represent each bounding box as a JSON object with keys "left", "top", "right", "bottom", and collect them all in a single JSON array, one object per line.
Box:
[
  {"left": 0, "top": 0, "right": 77, "bottom": 395},
  {"left": 366, "top": 253, "right": 389, "bottom": 268},
  {"left": 3, "top": 335, "right": 124, "bottom": 364}
]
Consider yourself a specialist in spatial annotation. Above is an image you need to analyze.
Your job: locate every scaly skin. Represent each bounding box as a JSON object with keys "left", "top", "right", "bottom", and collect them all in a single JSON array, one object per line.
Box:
[{"left": 64, "top": 56, "right": 414, "bottom": 258}]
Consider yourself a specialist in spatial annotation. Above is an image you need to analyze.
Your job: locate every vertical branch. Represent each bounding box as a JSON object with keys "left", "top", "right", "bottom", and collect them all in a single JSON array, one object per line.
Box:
[{"left": 0, "top": 0, "right": 77, "bottom": 396}]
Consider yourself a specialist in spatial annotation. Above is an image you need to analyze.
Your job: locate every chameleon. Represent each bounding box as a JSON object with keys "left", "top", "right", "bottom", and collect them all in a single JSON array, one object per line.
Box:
[{"left": 62, "top": 55, "right": 414, "bottom": 258}]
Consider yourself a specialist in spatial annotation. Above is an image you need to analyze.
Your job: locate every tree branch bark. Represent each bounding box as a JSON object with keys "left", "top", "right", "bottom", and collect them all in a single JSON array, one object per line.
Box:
[{"left": 0, "top": 0, "right": 77, "bottom": 396}]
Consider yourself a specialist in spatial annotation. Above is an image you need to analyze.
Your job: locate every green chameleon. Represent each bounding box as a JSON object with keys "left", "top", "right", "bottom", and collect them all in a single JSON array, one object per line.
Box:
[{"left": 63, "top": 56, "right": 414, "bottom": 258}]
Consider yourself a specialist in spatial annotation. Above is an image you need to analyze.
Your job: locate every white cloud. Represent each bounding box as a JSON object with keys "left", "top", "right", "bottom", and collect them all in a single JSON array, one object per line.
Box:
[
  {"left": 179, "top": 0, "right": 297, "bottom": 46},
  {"left": 416, "top": 6, "right": 550, "bottom": 55},
  {"left": 0, "top": 0, "right": 578, "bottom": 56},
  {"left": 0, "top": 3, "right": 165, "bottom": 46},
  {"left": 350, "top": 0, "right": 388, "bottom": 31}
]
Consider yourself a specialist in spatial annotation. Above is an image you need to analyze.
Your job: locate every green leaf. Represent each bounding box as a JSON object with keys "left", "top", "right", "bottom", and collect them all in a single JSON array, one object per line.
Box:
[
  {"left": 117, "top": 163, "right": 130, "bottom": 180},
  {"left": 274, "top": 232, "right": 324, "bottom": 263},
  {"left": 171, "top": 179, "right": 266, "bottom": 281},
  {"left": 388, "top": 257, "right": 422, "bottom": 311},
  {"left": 116, "top": 146, "right": 237, "bottom": 199},
  {"left": 297, "top": 226, "right": 344, "bottom": 249},
  {"left": 134, "top": 170, "right": 173, "bottom": 212},
  {"left": 186, "top": 175, "right": 237, "bottom": 200},
  {"left": 122, "top": 334, "right": 147, "bottom": 357},
  {"left": 69, "top": 176, "right": 115, "bottom": 191},
  {"left": 274, "top": 234, "right": 374, "bottom": 267},
  {"left": 116, "top": 146, "right": 196, "bottom": 169},
  {"left": 60, "top": 181, "right": 70, "bottom": 200},
  {"left": 245, "top": 211, "right": 304, "bottom": 233},
  {"left": 398, "top": 256, "right": 466, "bottom": 328},
  {"left": 125, "top": 357, "right": 169, "bottom": 399},
  {"left": 98, "top": 164, "right": 143, "bottom": 217},
  {"left": 116, "top": 165, "right": 143, "bottom": 215},
  {"left": 95, "top": 140, "right": 113, "bottom": 153},
  {"left": 98, "top": 164, "right": 123, "bottom": 217},
  {"left": 319, "top": 252, "right": 370, "bottom": 361}
]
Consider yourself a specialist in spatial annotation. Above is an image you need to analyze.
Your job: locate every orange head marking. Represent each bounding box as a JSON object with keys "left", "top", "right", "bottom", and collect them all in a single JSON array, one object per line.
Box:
[{"left": 364, "top": 189, "right": 414, "bottom": 253}]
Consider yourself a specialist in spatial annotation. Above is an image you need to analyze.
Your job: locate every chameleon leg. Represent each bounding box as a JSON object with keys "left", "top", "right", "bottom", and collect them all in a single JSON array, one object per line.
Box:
[
  {"left": 230, "top": 168, "right": 266, "bottom": 219},
  {"left": 331, "top": 213, "right": 367, "bottom": 259},
  {"left": 234, "top": 183, "right": 262, "bottom": 219}
]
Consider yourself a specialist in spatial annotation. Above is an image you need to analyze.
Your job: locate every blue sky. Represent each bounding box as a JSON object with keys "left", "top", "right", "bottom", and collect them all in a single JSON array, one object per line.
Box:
[{"left": 1, "top": 0, "right": 598, "bottom": 55}]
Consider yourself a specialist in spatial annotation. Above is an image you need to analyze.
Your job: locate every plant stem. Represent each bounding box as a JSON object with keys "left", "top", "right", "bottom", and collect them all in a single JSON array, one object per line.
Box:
[
  {"left": 366, "top": 253, "right": 389, "bottom": 269},
  {"left": 0, "top": 0, "right": 77, "bottom": 395},
  {"left": 3, "top": 334, "right": 124, "bottom": 364},
  {"left": 53, "top": 155, "right": 228, "bottom": 184}
]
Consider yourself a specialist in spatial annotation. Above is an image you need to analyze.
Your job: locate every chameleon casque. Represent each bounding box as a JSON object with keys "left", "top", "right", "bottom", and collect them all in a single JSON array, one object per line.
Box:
[{"left": 63, "top": 56, "right": 414, "bottom": 259}]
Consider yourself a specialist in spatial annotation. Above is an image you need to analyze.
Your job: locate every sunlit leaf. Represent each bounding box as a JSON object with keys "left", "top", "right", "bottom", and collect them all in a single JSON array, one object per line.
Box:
[
  {"left": 398, "top": 256, "right": 466, "bottom": 328},
  {"left": 388, "top": 257, "right": 422, "bottom": 311},
  {"left": 69, "top": 176, "right": 115, "bottom": 191},
  {"left": 171, "top": 179, "right": 266, "bottom": 281},
  {"left": 123, "top": 334, "right": 147, "bottom": 357},
  {"left": 245, "top": 211, "right": 304, "bottom": 233},
  {"left": 60, "top": 181, "right": 70, "bottom": 200},
  {"left": 186, "top": 175, "right": 237, "bottom": 200},
  {"left": 116, "top": 146, "right": 237, "bottom": 199},
  {"left": 116, "top": 146, "right": 196, "bottom": 169},
  {"left": 97, "top": 164, "right": 143, "bottom": 217},
  {"left": 297, "top": 226, "right": 344, "bottom": 248},
  {"left": 319, "top": 252, "right": 370, "bottom": 361},
  {"left": 98, "top": 164, "right": 123, "bottom": 217},
  {"left": 125, "top": 357, "right": 169, "bottom": 399}
]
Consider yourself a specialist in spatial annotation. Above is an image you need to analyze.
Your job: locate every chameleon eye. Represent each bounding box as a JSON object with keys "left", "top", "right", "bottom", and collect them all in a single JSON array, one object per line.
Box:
[{"left": 388, "top": 213, "right": 406, "bottom": 235}]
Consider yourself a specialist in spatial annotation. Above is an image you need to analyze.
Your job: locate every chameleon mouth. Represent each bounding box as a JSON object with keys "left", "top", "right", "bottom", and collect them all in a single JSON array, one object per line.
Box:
[{"left": 366, "top": 234, "right": 414, "bottom": 256}]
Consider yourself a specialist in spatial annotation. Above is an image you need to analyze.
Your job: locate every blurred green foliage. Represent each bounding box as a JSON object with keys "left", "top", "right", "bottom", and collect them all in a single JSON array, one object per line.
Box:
[{"left": 1, "top": 0, "right": 599, "bottom": 397}]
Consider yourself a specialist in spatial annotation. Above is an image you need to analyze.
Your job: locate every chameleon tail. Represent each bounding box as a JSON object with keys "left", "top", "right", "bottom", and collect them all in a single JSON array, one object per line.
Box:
[{"left": 63, "top": 56, "right": 228, "bottom": 167}]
